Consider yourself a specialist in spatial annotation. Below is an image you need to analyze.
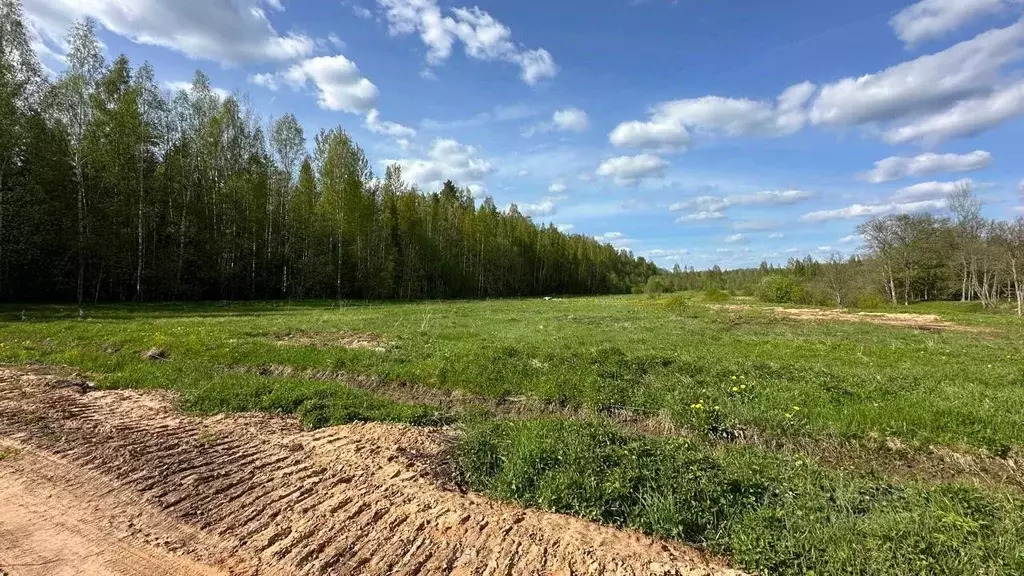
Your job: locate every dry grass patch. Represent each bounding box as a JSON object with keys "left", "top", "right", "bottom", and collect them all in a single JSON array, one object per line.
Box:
[
  {"left": 716, "top": 304, "right": 989, "bottom": 333},
  {"left": 274, "top": 330, "right": 390, "bottom": 351}
]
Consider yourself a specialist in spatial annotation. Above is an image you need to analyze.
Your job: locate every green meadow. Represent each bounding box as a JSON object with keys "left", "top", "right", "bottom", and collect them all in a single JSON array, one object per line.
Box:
[{"left": 3, "top": 294, "right": 1023, "bottom": 575}]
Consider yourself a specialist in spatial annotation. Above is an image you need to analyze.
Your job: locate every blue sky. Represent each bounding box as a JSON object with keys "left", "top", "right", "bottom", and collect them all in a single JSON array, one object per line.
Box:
[{"left": 21, "top": 0, "right": 1024, "bottom": 269}]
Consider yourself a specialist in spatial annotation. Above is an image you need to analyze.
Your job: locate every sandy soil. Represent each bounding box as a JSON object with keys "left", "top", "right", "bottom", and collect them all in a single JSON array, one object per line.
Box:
[
  {"left": 0, "top": 446, "right": 232, "bottom": 576},
  {"left": 0, "top": 367, "right": 742, "bottom": 576},
  {"left": 716, "top": 304, "right": 985, "bottom": 332}
]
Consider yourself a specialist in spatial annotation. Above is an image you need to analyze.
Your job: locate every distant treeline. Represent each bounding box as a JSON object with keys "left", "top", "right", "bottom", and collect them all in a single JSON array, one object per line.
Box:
[
  {"left": 0, "top": 9, "right": 657, "bottom": 303},
  {"left": 646, "top": 184, "right": 1024, "bottom": 316}
]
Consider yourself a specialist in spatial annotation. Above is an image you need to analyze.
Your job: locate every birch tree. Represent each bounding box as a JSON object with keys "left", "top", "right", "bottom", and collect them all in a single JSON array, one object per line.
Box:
[
  {"left": 949, "top": 182, "right": 983, "bottom": 302},
  {"left": 822, "top": 252, "right": 851, "bottom": 308},
  {"left": 52, "top": 18, "right": 104, "bottom": 303},
  {"left": 270, "top": 113, "right": 305, "bottom": 295},
  {"left": 1003, "top": 218, "right": 1024, "bottom": 317}
]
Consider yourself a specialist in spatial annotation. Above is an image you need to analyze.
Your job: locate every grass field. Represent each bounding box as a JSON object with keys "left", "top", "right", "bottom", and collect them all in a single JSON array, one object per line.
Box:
[{"left": 2, "top": 294, "right": 1023, "bottom": 575}]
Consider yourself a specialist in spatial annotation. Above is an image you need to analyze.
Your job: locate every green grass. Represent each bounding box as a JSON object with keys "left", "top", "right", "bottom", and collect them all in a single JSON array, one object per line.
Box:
[
  {"left": 2, "top": 294, "right": 1023, "bottom": 574},
  {"left": 2, "top": 295, "right": 1020, "bottom": 450},
  {"left": 457, "top": 419, "right": 1024, "bottom": 576}
]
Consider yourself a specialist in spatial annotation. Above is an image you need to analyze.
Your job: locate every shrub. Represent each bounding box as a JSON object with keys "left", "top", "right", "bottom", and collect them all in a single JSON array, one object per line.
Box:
[
  {"left": 644, "top": 275, "right": 676, "bottom": 295},
  {"left": 703, "top": 288, "right": 730, "bottom": 303},
  {"left": 662, "top": 293, "right": 689, "bottom": 311},
  {"left": 855, "top": 294, "right": 888, "bottom": 310},
  {"left": 756, "top": 275, "right": 798, "bottom": 304},
  {"left": 794, "top": 284, "right": 833, "bottom": 307}
]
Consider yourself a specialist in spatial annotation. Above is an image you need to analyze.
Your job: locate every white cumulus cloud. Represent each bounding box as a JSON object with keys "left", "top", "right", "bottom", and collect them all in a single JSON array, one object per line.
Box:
[
  {"left": 862, "top": 150, "right": 992, "bottom": 183},
  {"left": 643, "top": 248, "right": 690, "bottom": 259},
  {"left": 282, "top": 55, "right": 378, "bottom": 113},
  {"left": 675, "top": 211, "right": 725, "bottom": 223},
  {"left": 594, "top": 231, "right": 635, "bottom": 249},
  {"left": 247, "top": 72, "right": 279, "bottom": 91},
  {"left": 609, "top": 81, "right": 816, "bottom": 151},
  {"left": 352, "top": 4, "right": 374, "bottom": 19},
  {"left": 524, "top": 108, "right": 590, "bottom": 137},
  {"left": 517, "top": 197, "right": 560, "bottom": 218},
  {"left": 376, "top": 0, "right": 557, "bottom": 84},
  {"left": 23, "top": 0, "right": 315, "bottom": 64},
  {"left": 724, "top": 233, "right": 748, "bottom": 244},
  {"left": 552, "top": 108, "right": 590, "bottom": 132},
  {"left": 669, "top": 190, "right": 814, "bottom": 213},
  {"left": 890, "top": 0, "right": 1017, "bottom": 46},
  {"left": 548, "top": 181, "right": 568, "bottom": 194},
  {"left": 800, "top": 200, "right": 948, "bottom": 223},
  {"left": 892, "top": 179, "right": 972, "bottom": 202},
  {"left": 384, "top": 138, "right": 494, "bottom": 193},
  {"left": 810, "top": 21, "right": 1024, "bottom": 129},
  {"left": 882, "top": 80, "right": 1024, "bottom": 145},
  {"left": 595, "top": 154, "right": 669, "bottom": 185},
  {"left": 364, "top": 108, "right": 417, "bottom": 138}
]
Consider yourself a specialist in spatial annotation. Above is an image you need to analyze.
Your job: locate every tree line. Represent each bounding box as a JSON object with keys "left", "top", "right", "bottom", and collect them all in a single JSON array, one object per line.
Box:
[
  {"left": 858, "top": 183, "right": 1023, "bottom": 314},
  {"left": 0, "top": 5, "right": 658, "bottom": 303},
  {"left": 646, "top": 183, "right": 1024, "bottom": 316}
]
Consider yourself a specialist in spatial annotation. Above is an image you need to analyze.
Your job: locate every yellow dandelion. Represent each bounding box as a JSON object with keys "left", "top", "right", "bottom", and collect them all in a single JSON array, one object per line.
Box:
[
  {"left": 740, "top": 385, "right": 746, "bottom": 390},
  {"left": 732, "top": 386, "right": 739, "bottom": 392}
]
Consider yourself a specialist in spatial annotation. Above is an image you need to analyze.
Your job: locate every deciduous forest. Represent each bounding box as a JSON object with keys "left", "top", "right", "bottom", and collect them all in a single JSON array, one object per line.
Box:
[
  {"left": 645, "top": 183, "right": 1024, "bottom": 316},
  {"left": 0, "top": 6, "right": 657, "bottom": 303}
]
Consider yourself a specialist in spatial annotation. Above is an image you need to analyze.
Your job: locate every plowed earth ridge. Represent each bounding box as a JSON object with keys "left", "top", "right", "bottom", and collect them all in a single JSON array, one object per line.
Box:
[{"left": 0, "top": 367, "right": 741, "bottom": 576}]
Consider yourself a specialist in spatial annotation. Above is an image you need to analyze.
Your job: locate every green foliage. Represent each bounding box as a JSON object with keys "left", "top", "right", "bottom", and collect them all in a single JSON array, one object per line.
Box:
[
  {"left": 757, "top": 274, "right": 798, "bottom": 304},
  {"left": 457, "top": 419, "right": 1024, "bottom": 576},
  {"left": 661, "top": 292, "right": 690, "bottom": 311},
  {"left": 702, "top": 288, "right": 730, "bottom": 303},
  {"left": 0, "top": 17, "right": 658, "bottom": 304},
  {"left": 644, "top": 275, "right": 674, "bottom": 294},
  {"left": 856, "top": 294, "right": 889, "bottom": 310},
  {"left": 456, "top": 420, "right": 763, "bottom": 543}
]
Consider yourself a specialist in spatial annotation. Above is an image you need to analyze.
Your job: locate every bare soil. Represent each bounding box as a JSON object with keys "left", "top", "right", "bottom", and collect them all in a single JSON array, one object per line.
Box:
[
  {"left": 717, "top": 305, "right": 986, "bottom": 333},
  {"left": 0, "top": 367, "right": 741, "bottom": 576}
]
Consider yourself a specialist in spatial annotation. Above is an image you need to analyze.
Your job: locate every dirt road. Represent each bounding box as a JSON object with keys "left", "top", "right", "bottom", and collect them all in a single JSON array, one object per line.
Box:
[{"left": 0, "top": 367, "right": 741, "bottom": 576}]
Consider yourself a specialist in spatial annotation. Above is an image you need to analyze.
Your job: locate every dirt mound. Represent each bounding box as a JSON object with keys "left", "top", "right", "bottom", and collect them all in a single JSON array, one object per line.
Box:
[
  {"left": 0, "top": 367, "right": 741, "bottom": 576},
  {"left": 716, "top": 305, "right": 985, "bottom": 333}
]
